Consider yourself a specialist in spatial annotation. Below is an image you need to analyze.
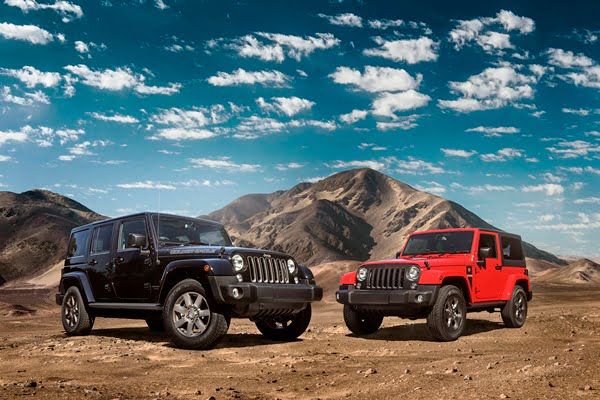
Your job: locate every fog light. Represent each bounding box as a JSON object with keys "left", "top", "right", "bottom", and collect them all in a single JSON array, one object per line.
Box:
[
  {"left": 294, "top": 276, "right": 299, "bottom": 284},
  {"left": 232, "top": 288, "right": 242, "bottom": 299},
  {"left": 236, "top": 274, "right": 243, "bottom": 282},
  {"left": 416, "top": 294, "right": 424, "bottom": 303},
  {"left": 410, "top": 282, "right": 417, "bottom": 290}
]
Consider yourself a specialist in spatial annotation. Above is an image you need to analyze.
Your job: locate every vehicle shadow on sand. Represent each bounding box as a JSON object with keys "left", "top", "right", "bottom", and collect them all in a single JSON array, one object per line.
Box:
[
  {"left": 91, "top": 327, "right": 298, "bottom": 349},
  {"left": 348, "top": 319, "right": 505, "bottom": 342}
]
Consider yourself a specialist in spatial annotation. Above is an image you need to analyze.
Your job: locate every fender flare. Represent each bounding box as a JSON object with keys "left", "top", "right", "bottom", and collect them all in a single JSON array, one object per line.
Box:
[
  {"left": 298, "top": 265, "right": 315, "bottom": 283},
  {"left": 157, "top": 258, "right": 235, "bottom": 301},
  {"left": 500, "top": 274, "right": 531, "bottom": 301},
  {"left": 60, "top": 271, "right": 95, "bottom": 304}
]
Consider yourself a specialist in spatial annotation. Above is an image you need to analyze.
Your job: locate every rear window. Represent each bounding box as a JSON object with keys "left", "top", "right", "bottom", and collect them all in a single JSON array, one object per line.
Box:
[
  {"left": 91, "top": 225, "right": 113, "bottom": 254},
  {"left": 67, "top": 230, "right": 89, "bottom": 258},
  {"left": 501, "top": 236, "right": 524, "bottom": 261}
]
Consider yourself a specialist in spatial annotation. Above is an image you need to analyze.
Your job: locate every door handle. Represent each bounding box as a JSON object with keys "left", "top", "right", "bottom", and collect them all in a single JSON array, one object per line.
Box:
[
  {"left": 88, "top": 259, "right": 98, "bottom": 266},
  {"left": 495, "top": 265, "right": 502, "bottom": 270}
]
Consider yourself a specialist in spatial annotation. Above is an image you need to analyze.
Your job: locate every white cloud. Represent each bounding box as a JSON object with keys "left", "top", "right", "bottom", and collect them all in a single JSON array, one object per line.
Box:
[
  {"left": 547, "top": 140, "right": 600, "bottom": 159},
  {"left": 149, "top": 128, "right": 216, "bottom": 141},
  {"left": 224, "top": 32, "right": 339, "bottom": 63},
  {"left": 340, "top": 109, "right": 368, "bottom": 124},
  {"left": 275, "top": 162, "right": 304, "bottom": 171},
  {"left": 89, "top": 112, "right": 139, "bottom": 124},
  {"left": 542, "top": 172, "right": 563, "bottom": 183},
  {"left": 154, "top": 0, "right": 168, "bottom": 10},
  {"left": 0, "top": 155, "right": 12, "bottom": 161},
  {"left": 0, "top": 127, "right": 30, "bottom": 146},
  {"left": 441, "top": 148, "right": 477, "bottom": 158},
  {"left": 5, "top": 0, "right": 83, "bottom": 22},
  {"left": 415, "top": 181, "right": 446, "bottom": 195},
  {"left": 135, "top": 82, "right": 181, "bottom": 95},
  {"left": 561, "top": 107, "right": 598, "bottom": 116},
  {"left": 438, "top": 66, "right": 540, "bottom": 112},
  {"left": 547, "top": 48, "right": 593, "bottom": 68},
  {"left": 540, "top": 214, "right": 555, "bottom": 222},
  {"left": 364, "top": 36, "right": 438, "bottom": 64},
  {"left": 74, "top": 40, "right": 89, "bottom": 53},
  {"left": 480, "top": 147, "right": 524, "bottom": 162},
  {"left": 149, "top": 105, "right": 233, "bottom": 128},
  {"left": 372, "top": 90, "right": 430, "bottom": 117},
  {"left": 394, "top": 158, "right": 446, "bottom": 175},
  {"left": 496, "top": 10, "right": 535, "bottom": 33},
  {"left": 329, "top": 160, "right": 386, "bottom": 171},
  {"left": 329, "top": 66, "right": 422, "bottom": 93},
  {"left": 317, "top": 13, "right": 363, "bottom": 27},
  {"left": 207, "top": 68, "right": 289, "bottom": 87},
  {"left": 117, "top": 181, "right": 176, "bottom": 190},
  {"left": 466, "top": 126, "right": 520, "bottom": 137},
  {"left": 59, "top": 139, "right": 110, "bottom": 160},
  {"left": 358, "top": 143, "right": 387, "bottom": 151},
  {"left": 188, "top": 157, "right": 260, "bottom": 172},
  {"left": 367, "top": 19, "right": 404, "bottom": 30},
  {"left": 560, "top": 65, "right": 600, "bottom": 89},
  {"left": 257, "top": 96, "right": 315, "bottom": 116},
  {"left": 1, "top": 86, "right": 50, "bottom": 105},
  {"left": 0, "top": 66, "right": 61, "bottom": 88},
  {"left": 574, "top": 197, "right": 600, "bottom": 204},
  {"left": 375, "top": 114, "right": 422, "bottom": 131},
  {"left": 0, "top": 22, "right": 56, "bottom": 44},
  {"left": 521, "top": 183, "right": 564, "bottom": 196},
  {"left": 450, "top": 182, "right": 516, "bottom": 193}
]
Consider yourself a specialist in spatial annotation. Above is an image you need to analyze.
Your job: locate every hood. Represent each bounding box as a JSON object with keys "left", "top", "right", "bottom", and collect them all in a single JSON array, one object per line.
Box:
[
  {"left": 157, "top": 245, "right": 294, "bottom": 260},
  {"left": 362, "top": 253, "right": 474, "bottom": 268}
]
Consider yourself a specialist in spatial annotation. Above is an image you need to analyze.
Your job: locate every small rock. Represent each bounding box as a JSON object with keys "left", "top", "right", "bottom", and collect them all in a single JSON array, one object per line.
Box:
[
  {"left": 464, "top": 375, "right": 472, "bottom": 381},
  {"left": 364, "top": 368, "right": 377, "bottom": 376},
  {"left": 584, "top": 385, "right": 593, "bottom": 391},
  {"left": 23, "top": 381, "right": 37, "bottom": 388},
  {"left": 499, "top": 394, "right": 509, "bottom": 399},
  {"left": 445, "top": 367, "right": 458, "bottom": 374},
  {"left": 404, "top": 368, "right": 411, "bottom": 374}
]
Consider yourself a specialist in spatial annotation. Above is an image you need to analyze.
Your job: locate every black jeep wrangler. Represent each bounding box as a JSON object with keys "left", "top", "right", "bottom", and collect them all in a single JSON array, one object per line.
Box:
[{"left": 56, "top": 212, "right": 322, "bottom": 349}]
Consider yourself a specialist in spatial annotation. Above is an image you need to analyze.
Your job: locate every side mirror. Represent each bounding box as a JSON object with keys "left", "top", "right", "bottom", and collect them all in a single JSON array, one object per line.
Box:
[
  {"left": 395, "top": 251, "right": 402, "bottom": 258},
  {"left": 478, "top": 247, "right": 493, "bottom": 260},
  {"left": 127, "top": 233, "right": 146, "bottom": 249}
]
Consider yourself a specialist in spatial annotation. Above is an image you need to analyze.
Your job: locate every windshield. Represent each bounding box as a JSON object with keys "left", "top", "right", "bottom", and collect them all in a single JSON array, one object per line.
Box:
[
  {"left": 402, "top": 231, "right": 474, "bottom": 256},
  {"left": 152, "top": 215, "right": 232, "bottom": 247}
]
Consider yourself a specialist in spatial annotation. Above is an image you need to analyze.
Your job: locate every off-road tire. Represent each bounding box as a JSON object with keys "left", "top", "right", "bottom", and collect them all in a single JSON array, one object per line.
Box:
[
  {"left": 501, "top": 286, "right": 528, "bottom": 328},
  {"left": 255, "top": 304, "right": 312, "bottom": 341},
  {"left": 62, "top": 286, "right": 94, "bottom": 336},
  {"left": 163, "top": 279, "right": 229, "bottom": 350},
  {"left": 427, "top": 285, "right": 466, "bottom": 341},
  {"left": 145, "top": 316, "right": 165, "bottom": 332},
  {"left": 343, "top": 305, "right": 383, "bottom": 335}
]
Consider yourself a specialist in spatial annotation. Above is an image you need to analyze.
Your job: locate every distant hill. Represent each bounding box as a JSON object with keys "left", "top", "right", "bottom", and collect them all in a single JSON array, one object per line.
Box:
[
  {"left": 537, "top": 259, "right": 600, "bottom": 285},
  {"left": 205, "top": 168, "right": 566, "bottom": 267},
  {"left": 0, "top": 190, "right": 104, "bottom": 284}
]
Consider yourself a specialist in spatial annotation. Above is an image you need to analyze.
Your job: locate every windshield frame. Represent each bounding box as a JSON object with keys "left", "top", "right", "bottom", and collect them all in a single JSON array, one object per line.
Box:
[
  {"left": 151, "top": 214, "right": 233, "bottom": 248},
  {"left": 401, "top": 230, "right": 475, "bottom": 257}
]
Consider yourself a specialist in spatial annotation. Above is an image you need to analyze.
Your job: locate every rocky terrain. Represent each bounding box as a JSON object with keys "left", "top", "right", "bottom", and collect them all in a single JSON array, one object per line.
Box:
[
  {"left": 0, "top": 285, "right": 598, "bottom": 400},
  {"left": 0, "top": 190, "right": 104, "bottom": 284},
  {"left": 537, "top": 259, "right": 600, "bottom": 285},
  {"left": 206, "top": 168, "right": 565, "bottom": 266}
]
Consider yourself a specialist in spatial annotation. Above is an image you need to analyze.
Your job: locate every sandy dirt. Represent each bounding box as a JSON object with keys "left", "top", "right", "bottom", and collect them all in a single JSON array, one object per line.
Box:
[{"left": 0, "top": 285, "right": 599, "bottom": 400}]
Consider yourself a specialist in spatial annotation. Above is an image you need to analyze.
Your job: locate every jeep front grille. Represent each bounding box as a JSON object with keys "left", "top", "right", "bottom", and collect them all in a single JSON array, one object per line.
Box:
[
  {"left": 365, "top": 265, "right": 404, "bottom": 289},
  {"left": 248, "top": 256, "right": 290, "bottom": 284}
]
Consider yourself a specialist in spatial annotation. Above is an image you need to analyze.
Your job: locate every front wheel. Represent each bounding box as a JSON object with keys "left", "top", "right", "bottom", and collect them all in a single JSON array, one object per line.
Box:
[
  {"left": 426, "top": 285, "right": 466, "bottom": 341},
  {"left": 163, "top": 279, "right": 229, "bottom": 350},
  {"left": 255, "top": 304, "right": 312, "bottom": 341},
  {"left": 343, "top": 305, "right": 383, "bottom": 335},
  {"left": 62, "top": 286, "right": 94, "bottom": 336},
  {"left": 501, "top": 286, "right": 528, "bottom": 328}
]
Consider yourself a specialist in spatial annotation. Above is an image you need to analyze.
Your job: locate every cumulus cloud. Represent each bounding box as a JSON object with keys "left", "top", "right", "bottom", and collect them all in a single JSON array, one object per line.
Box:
[
  {"left": 339, "top": 109, "right": 368, "bottom": 124},
  {"left": 222, "top": 32, "right": 339, "bottom": 63},
  {"left": 149, "top": 128, "right": 216, "bottom": 141},
  {"left": 547, "top": 48, "right": 593, "bottom": 68},
  {"left": 441, "top": 148, "right": 477, "bottom": 158},
  {"left": 466, "top": 126, "right": 520, "bottom": 137},
  {"left": 450, "top": 182, "right": 516, "bottom": 193},
  {"left": 188, "top": 157, "right": 260, "bottom": 172},
  {"left": 521, "top": 183, "right": 564, "bottom": 196},
  {"left": 0, "top": 22, "right": 55, "bottom": 44},
  {"left": 438, "top": 66, "right": 541, "bottom": 112},
  {"left": 88, "top": 112, "right": 139, "bottom": 124},
  {"left": 372, "top": 90, "right": 430, "bottom": 117},
  {"left": 317, "top": 13, "right": 363, "bottom": 27},
  {"left": 256, "top": 96, "right": 315, "bottom": 117},
  {"left": 375, "top": 114, "right": 422, "bottom": 131},
  {"left": 0, "top": 66, "right": 61, "bottom": 88},
  {"left": 480, "top": 147, "right": 524, "bottom": 162},
  {"left": 5, "top": 0, "right": 83, "bottom": 22},
  {"left": 275, "top": 162, "right": 304, "bottom": 171},
  {"left": 329, "top": 160, "right": 386, "bottom": 171},
  {"left": 415, "top": 181, "right": 446, "bottom": 195},
  {"left": 367, "top": 19, "right": 404, "bottom": 30},
  {"left": 207, "top": 68, "right": 289, "bottom": 87},
  {"left": 329, "top": 66, "right": 422, "bottom": 92},
  {"left": 363, "top": 36, "right": 438, "bottom": 64},
  {"left": 547, "top": 140, "right": 600, "bottom": 159},
  {"left": 393, "top": 157, "right": 447, "bottom": 175},
  {"left": 1, "top": 86, "right": 50, "bottom": 105},
  {"left": 117, "top": 181, "right": 176, "bottom": 190}
]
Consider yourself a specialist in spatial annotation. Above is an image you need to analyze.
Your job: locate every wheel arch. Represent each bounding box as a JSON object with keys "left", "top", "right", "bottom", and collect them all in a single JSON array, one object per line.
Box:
[
  {"left": 440, "top": 276, "right": 472, "bottom": 304},
  {"left": 60, "top": 272, "right": 95, "bottom": 304}
]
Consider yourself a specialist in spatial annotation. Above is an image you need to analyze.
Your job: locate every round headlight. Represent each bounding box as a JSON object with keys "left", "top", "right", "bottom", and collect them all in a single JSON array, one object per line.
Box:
[
  {"left": 287, "top": 259, "right": 296, "bottom": 274},
  {"left": 406, "top": 265, "right": 421, "bottom": 282},
  {"left": 232, "top": 254, "right": 245, "bottom": 272},
  {"left": 357, "top": 267, "right": 367, "bottom": 281}
]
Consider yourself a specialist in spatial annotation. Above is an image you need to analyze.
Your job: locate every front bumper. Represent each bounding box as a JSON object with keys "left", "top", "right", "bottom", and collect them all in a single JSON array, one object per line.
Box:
[
  {"left": 209, "top": 276, "right": 323, "bottom": 304},
  {"left": 56, "top": 293, "right": 64, "bottom": 306},
  {"left": 336, "top": 284, "right": 439, "bottom": 307}
]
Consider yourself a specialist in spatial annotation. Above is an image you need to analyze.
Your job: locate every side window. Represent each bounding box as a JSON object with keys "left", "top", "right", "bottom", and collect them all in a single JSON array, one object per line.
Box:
[
  {"left": 119, "top": 219, "right": 147, "bottom": 249},
  {"left": 501, "top": 237, "right": 524, "bottom": 261},
  {"left": 68, "top": 230, "right": 89, "bottom": 258},
  {"left": 91, "top": 225, "right": 113, "bottom": 254},
  {"left": 479, "top": 234, "right": 498, "bottom": 258}
]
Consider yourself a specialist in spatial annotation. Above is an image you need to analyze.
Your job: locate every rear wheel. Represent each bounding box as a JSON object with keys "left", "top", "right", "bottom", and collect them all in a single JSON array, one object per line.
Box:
[
  {"left": 163, "top": 279, "right": 229, "bottom": 350},
  {"left": 62, "top": 286, "right": 94, "bottom": 336},
  {"left": 501, "top": 286, "right": 528, "bottom": 328},
  {"left": 426, "top": 285, "right": 466, "bottom": 341},
  {"left": 255, "top": 304, "right": 312, "bottom": 341},
  {"left": 343, "top": 305, "right": 383, "bottom": 335}
]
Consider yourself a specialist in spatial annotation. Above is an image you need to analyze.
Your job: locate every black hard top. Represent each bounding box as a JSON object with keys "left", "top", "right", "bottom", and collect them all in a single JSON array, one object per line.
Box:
[{"left": 71, "top": 212, "right": 223, "bottom": 233}]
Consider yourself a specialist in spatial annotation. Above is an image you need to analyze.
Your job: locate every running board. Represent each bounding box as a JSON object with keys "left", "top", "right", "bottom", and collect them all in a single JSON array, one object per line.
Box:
[
  {"left": 89, "top": 303, "right": 163, "bottom": 311},
  {"left": 467, "top": 301, "right": 506, "bottom": 311}
]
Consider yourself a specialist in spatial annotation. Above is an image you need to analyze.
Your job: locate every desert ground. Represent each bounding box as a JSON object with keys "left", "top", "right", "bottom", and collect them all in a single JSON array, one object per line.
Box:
[{"left": 0, "top": 283, "right": 599, "bottom": 400}]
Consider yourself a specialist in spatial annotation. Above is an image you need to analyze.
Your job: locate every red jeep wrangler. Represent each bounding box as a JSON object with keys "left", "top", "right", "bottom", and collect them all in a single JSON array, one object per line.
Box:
[{"left": 336, "top": 228, "right": 531, "bottom": 341}]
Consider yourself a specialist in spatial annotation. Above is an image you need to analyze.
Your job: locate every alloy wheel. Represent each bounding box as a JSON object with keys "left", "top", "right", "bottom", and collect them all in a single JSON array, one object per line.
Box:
[
  {"left": 444, "top": 296, "right": 463, "bottom": 331},
  {"left": 172, "top": 292, "right": 211, "bottom": 337},
  {"left": 64, "top": 293, "right": 79, "bottom": 328}
]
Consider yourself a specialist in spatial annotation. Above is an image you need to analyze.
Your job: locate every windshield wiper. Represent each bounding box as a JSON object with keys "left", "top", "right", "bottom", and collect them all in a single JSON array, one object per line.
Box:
[{"left": 181, "top": 240, "right": 210, "bottom": 246}]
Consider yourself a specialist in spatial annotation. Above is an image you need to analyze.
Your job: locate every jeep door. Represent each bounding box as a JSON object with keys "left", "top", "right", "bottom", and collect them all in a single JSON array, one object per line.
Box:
[
  {"left": 87, "top": 222, "right": 116, "bottom": 301},
  {"left": 111, "top": 216, "right": 151, "bottom": 300},
  {"left": 473, "top": 232, "right": 503, "bottom": 300}
]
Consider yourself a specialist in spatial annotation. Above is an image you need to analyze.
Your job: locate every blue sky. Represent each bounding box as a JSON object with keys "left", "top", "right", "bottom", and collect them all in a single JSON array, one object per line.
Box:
[{"left": 0, "top": 0, "right": 599, "bottom": 257}]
